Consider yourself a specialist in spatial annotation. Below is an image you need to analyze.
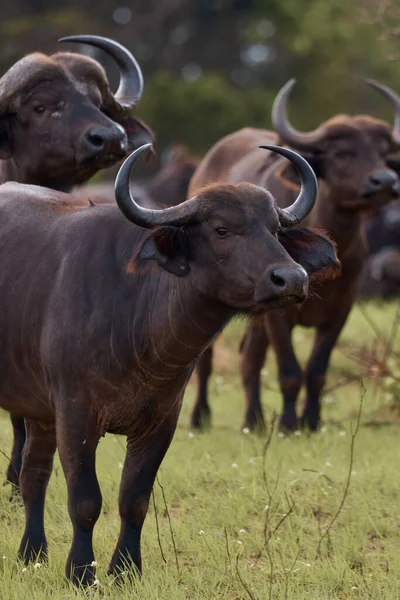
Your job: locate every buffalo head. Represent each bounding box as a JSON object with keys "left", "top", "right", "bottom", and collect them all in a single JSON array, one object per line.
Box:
[
  {"left": 272, "top": 79, "right": 400, "bottom": 209},
  {"left": 0, "top": 35, "right": 153, "bottom": 191},
  {"left": 116, "top": 144, "right": 340, "bottom": 313}
]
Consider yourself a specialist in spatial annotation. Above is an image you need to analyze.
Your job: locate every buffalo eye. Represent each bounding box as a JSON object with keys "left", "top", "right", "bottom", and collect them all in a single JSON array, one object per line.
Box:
[
  {"left": 34, "top": 105, "right": 46, "bottom": 115},
  {"left": 335, "top": 150, "right": 355, "bottom": 161},
  {"left": 215, "top": 227, "right": 229, "bottom": 237}
]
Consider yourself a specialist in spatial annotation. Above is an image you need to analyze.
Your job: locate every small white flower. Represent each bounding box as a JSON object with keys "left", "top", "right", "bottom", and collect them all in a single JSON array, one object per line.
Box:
[
  {"left": 235, "top": 540, "right": 242, "bottom": 545},
  {"left": 188, "top": 432, "right": 195, "bottom": 439},
  {"left": 250, "top": 563, "right": 255, "bottom": 568},
  {"left": 242, "top": 427, "right": 250, "bottom": 434},
  {"left": 91, "top": 560, "right": 97, "bottom": 567},
  {"left": 264, "top": 504, "right": 269, "bottom": 511},
  {"left": 2, "top": 556, "right": 6, "bottom": 560},
  {"left": 93, "top": 578, "right": 100, "bottom": 586},
  {"left": 34, "top": 562, "right": 41, "bottom": 569},
  {"left": 339, "top": 430, "right": 346, "bottom": 437},
  {"left": 277, "top": 432, "right": 285, "bottom": 438},
  {"left": 352, "top": 586, "right": 358, "bottom": 590},
  {"left": 239, "top": 486, "right": 245, "bottom": 491},
  {"left": 199, "top": 530, "right": 205, "bottom": 535},
  {"left": 21, "top": 567, "right": 27, "bottom": 573},
  {"left": 231, "top": 463, "right": 238, "bottom": 468},
  {"left": 294, "top": 430, "right": 301, "bottom": 436},
  {"left": 320, "top": 426, "right": 327, "bottom": 433},
  {"left": 239, "top": 529, "right": 247, "bottom": 534},
  {"left": 118, "top": 462, "right": 123, "bottom": 469},
  {"left": 325, "top": 462, "right": 333, "bottom": 468},
  {"left": 352, "top": 471, "right": 357, "bottom": 475}
]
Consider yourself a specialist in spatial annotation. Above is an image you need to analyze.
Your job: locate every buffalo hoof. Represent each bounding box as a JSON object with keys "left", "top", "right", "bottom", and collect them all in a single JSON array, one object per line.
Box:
[
  {"left": 279, "top": 411, "right": 298, "bottom": 433},
  {"left": 190, "top": 405, "right": 211, "bottom": 431},
  {"left": 242, "top": 411, "right": 266, "bottom": 435},
  {"left": 300, "top": 410, "right": 320, "bottom": 432},
  {"left": 18, "top": 538, "right": 48, "bottom": 565},
  {"left": 66, "top": 559, "right": 96, "bottom": 587}
]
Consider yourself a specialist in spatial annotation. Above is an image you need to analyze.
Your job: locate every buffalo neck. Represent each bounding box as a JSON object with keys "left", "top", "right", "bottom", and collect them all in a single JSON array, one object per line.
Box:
[
  {"left": 312, "top": 186, "right": 362, "bottom": 258},
  {"left": 0, "top": 159, "right": 74, "bottom": 193},
  {"left": 129, "top": 271, "right": 234, "bottom": 383}
]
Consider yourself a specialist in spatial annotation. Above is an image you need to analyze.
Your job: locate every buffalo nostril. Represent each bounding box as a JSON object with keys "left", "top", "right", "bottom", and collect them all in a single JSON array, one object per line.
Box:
[
  {"left": 270, "top": 270, "right": 286, "bottom": 288},
  {"left": 87, "top": 133, "right": 104, "bottom": 149}
]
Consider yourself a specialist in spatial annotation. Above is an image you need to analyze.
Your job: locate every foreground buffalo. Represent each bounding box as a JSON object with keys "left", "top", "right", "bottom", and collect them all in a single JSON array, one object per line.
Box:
[
  {"left": 189, "top": 78, "right": 400, "bottom": 432},
  {"left": 0, "top": 143, "right": 337, "bottom": 585},
  {"left": 1, "top": 34, "right": 153, "bottom": 494}
]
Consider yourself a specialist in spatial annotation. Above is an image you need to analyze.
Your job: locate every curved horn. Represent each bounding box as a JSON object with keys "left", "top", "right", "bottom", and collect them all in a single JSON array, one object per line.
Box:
[
  {"left": 272, "top": 79, "right": 325, "bottom": 149},
  {"left": 365, "top": 78, "right": 400, "bottom": 146},
  {"left": 259, "top": 145, "right": 318, "bottom": 227},
  {"left": 58, "top": 35, "right": 143, "bottom": 110},
  {"left": 115, "top": 144, "right": 202, "bottom": 228}
]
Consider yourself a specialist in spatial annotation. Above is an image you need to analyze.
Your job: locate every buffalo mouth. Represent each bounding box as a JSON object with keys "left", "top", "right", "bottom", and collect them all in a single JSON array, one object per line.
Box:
[
  {"left": 256, "top": 294, "right": 305, "bottom": 311},
  {"left": 77, "top": 151, "right": 126, "bottom": 168}
]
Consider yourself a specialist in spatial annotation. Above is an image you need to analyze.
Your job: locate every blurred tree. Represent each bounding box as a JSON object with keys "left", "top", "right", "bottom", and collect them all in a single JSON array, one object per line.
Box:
[{"left": 0, "top": 0, "right": 400, "bottom": 165}]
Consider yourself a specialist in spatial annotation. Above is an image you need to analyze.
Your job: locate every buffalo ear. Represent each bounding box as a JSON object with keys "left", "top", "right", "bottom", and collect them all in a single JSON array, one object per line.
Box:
[
  {"left": 116, "top": 116, "right": 155, "bottom": 157},
  {"left": 138, "top": 227, "right": 190, "bottom": 277},
  {"left": 278, "top": 227, "right": 341, "bottom": 283},
  {"left": 0, "top": 117, "right": 13, "bottom": 159}
]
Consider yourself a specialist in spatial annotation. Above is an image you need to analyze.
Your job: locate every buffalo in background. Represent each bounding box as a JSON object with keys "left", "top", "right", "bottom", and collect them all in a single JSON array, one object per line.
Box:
[{"left": 188, "top": 78, "right": 400, "bottom": 433}]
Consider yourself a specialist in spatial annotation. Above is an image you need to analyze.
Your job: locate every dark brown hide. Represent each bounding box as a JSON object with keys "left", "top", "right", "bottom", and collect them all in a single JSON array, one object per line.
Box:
[
  {"left": 0, "top": 40, "right": 153, "bottom": 496},
  {"left": 0, "top": 154, "right": 336, "bottom": 584},
  {"left": 189, "top": 112, "right": 400, "bottom": 432},
  {"left": 0, "top": 50, "right": 153, "bottom": 191}
]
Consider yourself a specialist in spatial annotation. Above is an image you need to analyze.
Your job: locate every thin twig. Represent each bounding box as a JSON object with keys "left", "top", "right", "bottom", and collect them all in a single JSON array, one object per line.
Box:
[
  {"left": 152, "top": 488, "right": 167, "bottom": 564},
  {"left": 223, "top": 527, "right": 231, "bottom": 571},
  {"left": 261, "top": 413, "right": 277, "bottom": 491},
  {"left": 315, "top": 381, "right": 365, "bottom": 560},
  {"left": 278, "top": 546, "right": 301, "bottom": 600},
  {"left": 157, "top": 475, "right": 180, "bottom": 575},
  {"left": 236, "top": 554, "right": 257, "bottom": 600}
]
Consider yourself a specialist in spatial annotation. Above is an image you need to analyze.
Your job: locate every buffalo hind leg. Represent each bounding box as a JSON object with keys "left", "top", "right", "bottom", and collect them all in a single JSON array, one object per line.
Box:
[
  {"left": 56, "top": 397, "right": 101, "bottom": 586},
  {"left": 18, "top": 419, "right": 56, "bottom": 563},
  {"left": 266, "top": 316, "right": 302, "bottom": 432},
  {"left": 108, "top": 406, "right": 180, "bottom": 578},
  {"left": 239, "top": 317, "right": 269, "bottom": 432},
  {"left": 303, "top": 307, "right": 351, "bottom": 431},
  {"left": 5, "top": 415, "right": 26, "bottom": 497},
  {"left": 191, "top": 346, "right": 213, "bottom": 430}
]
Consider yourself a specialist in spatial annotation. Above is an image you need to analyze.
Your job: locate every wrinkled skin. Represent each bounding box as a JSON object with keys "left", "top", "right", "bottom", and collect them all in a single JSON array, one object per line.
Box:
[
  {"left": 0, "top": 178, "right": 337, "bottom": 585},
  {"left": 0, "top": 52, "right": 153, "bottom": 191},
  {"left": 188, "top": 118, "right": 400, "bottom": 432}
]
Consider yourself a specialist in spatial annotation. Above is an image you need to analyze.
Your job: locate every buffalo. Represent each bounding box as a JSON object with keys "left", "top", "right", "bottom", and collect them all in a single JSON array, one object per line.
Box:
[
  {"left": 359, "top": 200, "right": 400, "bottom": 298},
  {"left": 189, "top": 78, "right": 400, "bottom": 432},
  {"left": 1, "top": 35, "right": 153, "bottom": 495},
  {"left": 0, "top": 143, "right": 338, "bottom": 585}
]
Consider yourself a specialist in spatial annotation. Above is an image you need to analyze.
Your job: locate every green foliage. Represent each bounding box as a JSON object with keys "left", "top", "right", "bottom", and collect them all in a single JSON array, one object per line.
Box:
[{"left": 137, "top": 73, "right": 275, "bottom": 155}]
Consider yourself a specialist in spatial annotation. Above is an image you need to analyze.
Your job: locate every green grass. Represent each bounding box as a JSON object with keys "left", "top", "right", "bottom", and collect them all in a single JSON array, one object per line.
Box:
[{"left": 1, "top": 301, "right": 400, "bottom": 599}]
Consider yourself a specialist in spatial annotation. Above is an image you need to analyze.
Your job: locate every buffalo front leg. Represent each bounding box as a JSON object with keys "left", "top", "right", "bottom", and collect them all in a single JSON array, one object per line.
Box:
[
  {"left": 108, "top": 408, "right": 180, "bottom": 578},
  {"left": 266, "top": 315, "right": 302, "bottom": 432},
  {"left": 239, "top": 317, "right": 269, "bottom": 433},
  {"left": 303, "top": 306, "right": 352, "bottom": 431},
  {"left": 56, "top": 399, "right": 101, "bottom": 586},
  {"left": 5, "top": 415, "right": 26, "bottom": 497},
  {"left": 191, "top": 346, "right": 213, "bottom": 430},
  {"left": 18, "top": 419, "right": 56, "bottom": 563}
]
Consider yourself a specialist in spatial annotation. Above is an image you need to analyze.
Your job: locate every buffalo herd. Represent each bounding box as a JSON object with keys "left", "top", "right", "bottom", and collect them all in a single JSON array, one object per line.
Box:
[{"left": 0, "top": 34, "right": 398, "bottom": 586}]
